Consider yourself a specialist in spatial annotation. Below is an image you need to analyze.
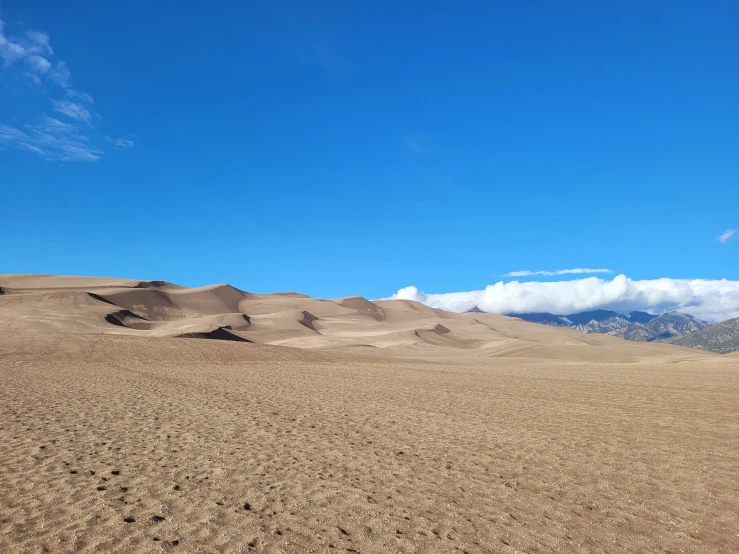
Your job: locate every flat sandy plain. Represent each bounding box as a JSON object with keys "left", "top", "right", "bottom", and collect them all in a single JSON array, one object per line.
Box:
[{"left": 1, "top": 275, "right": 738, "bottom": 553}]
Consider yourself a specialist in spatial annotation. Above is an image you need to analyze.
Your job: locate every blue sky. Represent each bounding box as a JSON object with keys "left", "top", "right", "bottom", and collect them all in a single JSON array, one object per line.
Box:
[{"left": 1, "top": 1, "right": 737, "bottom": 318}]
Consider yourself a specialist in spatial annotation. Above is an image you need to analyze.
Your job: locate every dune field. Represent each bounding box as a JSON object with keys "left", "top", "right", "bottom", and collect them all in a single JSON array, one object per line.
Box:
[{"left": 1, "top": 275, "right": 737, "bottom": 552}]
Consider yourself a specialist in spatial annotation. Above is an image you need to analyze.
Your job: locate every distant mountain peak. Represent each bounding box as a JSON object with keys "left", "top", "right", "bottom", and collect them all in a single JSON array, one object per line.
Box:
[
  {"left": 493, "top": 308, "right": 711, "bottom": 343},
  {"left": 669, "top": 317, "right": 739, "bottom": 354},
  {"left": 627, "top": 311, "right": 658, "bottom": 323}
]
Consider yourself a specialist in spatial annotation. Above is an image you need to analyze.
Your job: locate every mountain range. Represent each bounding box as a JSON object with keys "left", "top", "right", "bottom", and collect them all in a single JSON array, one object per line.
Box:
[
  {"left": 466, "top": 307, "right": 712, "bottom": 343},
  {"left": 669, "top": 317, "right": 739, "bottom": 354}
]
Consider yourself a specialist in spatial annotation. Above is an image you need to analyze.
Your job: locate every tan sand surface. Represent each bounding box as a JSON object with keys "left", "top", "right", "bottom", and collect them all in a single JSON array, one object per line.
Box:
[{"left": 1, "top": 275, "right": 738, "bottom": 552}]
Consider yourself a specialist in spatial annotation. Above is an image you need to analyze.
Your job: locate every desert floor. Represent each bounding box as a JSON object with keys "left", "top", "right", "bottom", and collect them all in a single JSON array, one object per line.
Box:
[{"left": 2, "top": 332, "right": 738, "bottom": 553}]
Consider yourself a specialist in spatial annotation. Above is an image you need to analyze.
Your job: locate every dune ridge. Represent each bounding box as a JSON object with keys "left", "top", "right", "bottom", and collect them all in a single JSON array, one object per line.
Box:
[{"left": 0, "top": 273, "right": 728, "bottom": 363}]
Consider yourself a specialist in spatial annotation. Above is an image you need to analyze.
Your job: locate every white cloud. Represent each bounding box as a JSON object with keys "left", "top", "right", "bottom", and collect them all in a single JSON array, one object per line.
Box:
[
  {"left": 105, "top": 135, "right": 135, "bottom": 148},
  {"left": 0, "top": 124, "right": 44, "bottom": 154},
  {"left": 23, "top": 71, "right": 42, "bottom": 85},
  {"left": 0, "top": 20, "right": 26, "bottom": 64},
  {"left": 0, "top": 21, "right": 54, "bottom": 76},
  {"left": 67, "top": 89, "right": 94, "bottom": 104},
  {"left": 52, "top": 99, "right": 93, "bottom": 125},
  {"left": 0, "top": 18, "right": 131, "bottom": 162},
  {"left": 0, "top": 21, "right": 95, "bottom": 105},
  {"left": 717, "top": 229, "right": 736, "bottom": 244},
  {"left": 26, "top": 54, "right": 51, "bottom": 73},
  {"left": 387, "top": 275, "right": 739, "bottom": 323},
  {"left": 0, "top": 118, "right": 102, "bottom": 161},
  {"left": 26, "top": 30, "right": 52, "bottom": 55},
  {"left": 504, "top": 268, "right": 613, "bottom": 277},
  {"left": 48, "top": 60, "right": 71, "bottom": 87},
  {"left": 0, "top": 20, "right": 85, "bottom": 97}
]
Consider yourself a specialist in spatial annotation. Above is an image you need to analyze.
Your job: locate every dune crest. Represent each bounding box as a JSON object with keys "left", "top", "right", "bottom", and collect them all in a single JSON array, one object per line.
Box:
[{"left": 0, "top": 273, "right": 725, "bottom": 363}]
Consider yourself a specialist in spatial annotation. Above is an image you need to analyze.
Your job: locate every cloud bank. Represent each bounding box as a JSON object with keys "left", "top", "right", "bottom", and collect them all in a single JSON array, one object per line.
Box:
[
  {"left": 388, "top": 275, "right": 739, "bottom": 323},
  {"left": 0, "top": 18, "right": 132, "bottom": 161},
  {"left": 504, "top": 268, "right": 613, "bottom": 277}
]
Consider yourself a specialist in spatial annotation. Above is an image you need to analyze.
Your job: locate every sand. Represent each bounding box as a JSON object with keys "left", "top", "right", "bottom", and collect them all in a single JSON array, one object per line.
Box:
[{"left": 1, "top": 275, "right": 738, "bottom": 553}]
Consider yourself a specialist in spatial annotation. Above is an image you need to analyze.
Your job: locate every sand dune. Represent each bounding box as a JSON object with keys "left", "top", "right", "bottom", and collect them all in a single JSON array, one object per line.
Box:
[
  {"left": 1, "top": 274, "right": 738, "bottom": 553},
  {"left": 0, "top": 274, "right": 173, "bottom": 290},
  {"left": 0, "top": 274, "right": 722, "bottom": 363},
  {"left": 332, "top": 296, "right": 387, "bottom": 321}
]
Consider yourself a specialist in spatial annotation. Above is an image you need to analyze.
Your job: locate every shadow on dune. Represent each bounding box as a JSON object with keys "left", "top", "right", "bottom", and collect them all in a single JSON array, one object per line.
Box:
[{"left": 174, "top": 328, "right": 251, "bottom": 342}]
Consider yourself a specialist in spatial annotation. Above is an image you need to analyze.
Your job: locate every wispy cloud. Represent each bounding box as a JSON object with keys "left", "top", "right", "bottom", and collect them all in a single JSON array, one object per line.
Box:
[
  {"left": 504, "top": 268, "right": 614, "bottom": 277},
  {"left": 0, "top": 124, "right": 44, "bottom": 154},
  {"left": 0, "top": 18, "right": 130, "bottom": 161},
  {"left": 717, "top": 229, "right": 736, "bottom": 244},
  {"left": 1, "top": 21, "right": 60, "bottom": 80},
  {"left": 27, "top": 54, "right": 51, "bottom": 73},
  {"left": 68, "top": 89, "right": 94, "bottom": 104},
  {"left": 0, "top": 118, "right": 102, "bottom": 161},
  {"left": 52, "top": 99, "right": 93, "bottom": 125},
  {"left": 105, "top": 135, "right": 135, "bottom": 148},
  {"left": 387, "top": 275, "right": 739, "bottom": 323},
  {"left": 25, "top": 30, "right": 52, "bottom": 55},
  {"left": 0, "top": 20, "right": 25, "bottom": 63},
  {"left": 48, "top": 60, "right": 71, "bottom": 88}
]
